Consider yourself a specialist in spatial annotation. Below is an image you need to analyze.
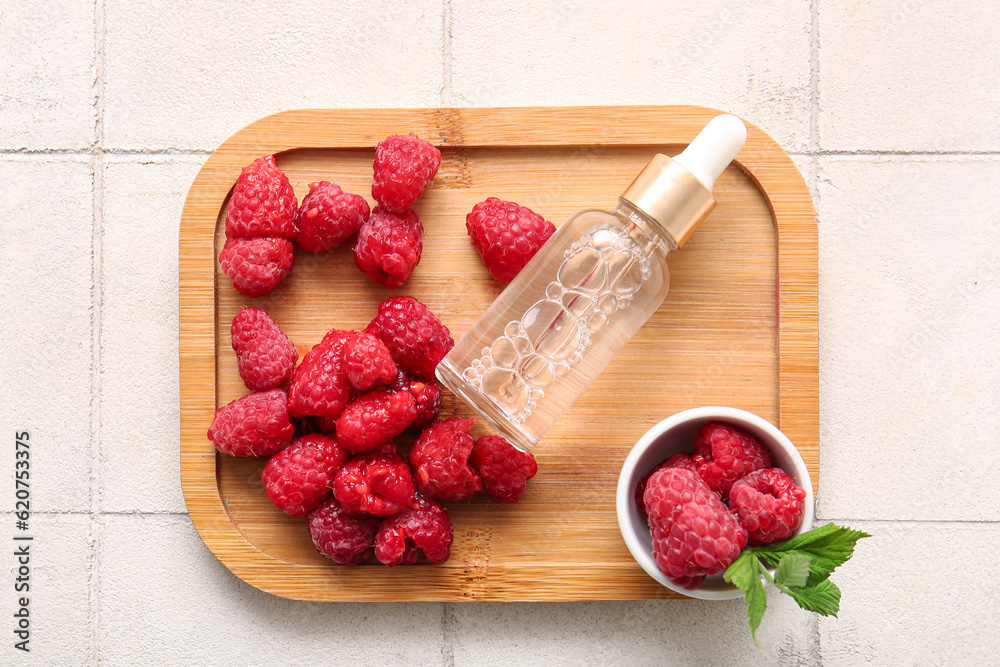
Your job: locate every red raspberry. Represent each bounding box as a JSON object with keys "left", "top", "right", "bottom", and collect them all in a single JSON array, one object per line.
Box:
[
  {"left": 693, "top": 422, "right": 773, "bottom": 500},
  {"left": 353, "top": 206, "right": 424, "bottom": 289},
  {"left": 366, "top": 296, "right": 453, "bottom": 380},
  {"left": 335, "top": 388, "right": 417, "bottom": 454},
  {"left": 287, "top": 329, "right": 354, "bottom": 420},
  {"left": 224, "top": 155, "right": 298, "bottom": 241},
  {"left": 397, "top": 541, "right": 424, "bottom": 566},
  {"left": 730, "top": 468, "right": 807, "bottom": 545},
  {"left": 408, "top": 417, "right": 482, "bottom": 501},
  {"left": 389, "top": 370, "right": 442, "bottom": 432},
  {"left": 333, "top": 450, "right": 416, "bottom": 517},
  {"left": 230, "top": 307, "right": 298, "bottom": 391},
  {"left": 343, "top": 331, "right": 397, "bottom": 391},
  {"left": 371, "top": 133, "right": 441, "bottom": 213},
  {"left": 261, "top": 434, "right": 348, "bottom": 517},
  {"left": 207, "top": 388, "right": 294, "bottom": 457},
  {"left": 375, "top": 495, "right": 453, "bottom": 567},
  {"left": 644, "top": 468, "right": 747, "bottom": 590},
  {"left": 219, "top": 236, "right": 294, "bottom": 299},
  {"left": 307, "top": 497, "right": 380, "bottom": 566},
  {"left": 469, "top": 435, "right": 538, "bottom": 503},
  {"left": 466, "top": 197, "right": 556, "bottom": 282},
  {"left": 634, "top": 452, "right": 698, "bottom": 517},
  {"left": 296, "top": 181, "right": 370, "bottom": 253}
]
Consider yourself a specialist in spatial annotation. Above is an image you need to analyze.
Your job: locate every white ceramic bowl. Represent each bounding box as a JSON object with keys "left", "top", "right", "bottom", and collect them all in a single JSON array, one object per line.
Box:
[{"left": 616, "top": 407, "right": 815, "bottom": 600}]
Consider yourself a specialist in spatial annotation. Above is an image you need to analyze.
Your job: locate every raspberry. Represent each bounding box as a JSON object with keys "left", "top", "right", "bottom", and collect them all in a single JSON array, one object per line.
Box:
[
  {"left": 207, "top": 388, "right": 294, "bottom": 457},
  {"left": 261, "top": 434, "right": 348, "bottom": 517},
  {"left": 729, "top": 468, "right": 807, "bottom": 545},
  {"left": 343, "top": 332, "right": 397, "bottom": 391},
  {"left": 644, "top": 468, "right": 747, "bottom": 589},
  {"left": 333, "top": 450, "right": 416, "bottom": 517},
  {"left": 230, "top": 307, "right": 298, "bottom": 391},
  {"left": 307, "top": 497, "right": 381, "bottom": 566},
  {"left": 224, "top": 155, "right": 298, "bottom": 241},
  {"left": 375, "top": 495, "right": 453, "bottom": 567},
  {"left": 296, "top": 181, "right": 370, "bottom": 253},
  {"left": 366, "top": 296, "right": 453, "bottom": 380},
  {"left": 466, "top": 198, "right": 556, "bottom": 282},
  {"left": 371, "top": 133, "right": 441, "bottom": 213},
  {"left": 335, "top": 388, "right": 417, "bottom": 454},
  {"left": 693, "top": 422, "right": 773, "bottom": 499},
  {"left": 287, "top": 329, "right": 354, "bottom": 420},
  {"left": 389, "top": 370, "right": 442, "bottom": 432},
  {"left": 353, "top": 206, "right": 424, "bottom": 289},
  {"left": 408, "top": 417, "right": 482, "bottom": 501},
  {"left": 634, "top": 453, "right": 698, "bottom": 517},
  {"left": 469, "top": 435, "right": 538, "bottom": 503},
  {"left": 219, "top": 236, "right": 294, "bottom": 299}
]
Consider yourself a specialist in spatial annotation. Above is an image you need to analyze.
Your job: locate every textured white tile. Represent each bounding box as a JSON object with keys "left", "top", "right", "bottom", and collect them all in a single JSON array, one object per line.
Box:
[
  {"left": 0, "top": 158, "right": 94, "bottom": 512},
  {"left": 98, "top": 515, "right": 445, "bottom": 666},
  {"left": 816, "top": 157, "right": 1000, "bottom": 521},
  {"left": 2, "top": 513, "right": 94, "bottom": 664},
  {"left": 790, "top": 153, "right": 817, "bottom": 202},
  {"left": 450, "top": 0, "right": 812, "bottom": 152},
  {"left": 0, "top": 1, "right": 96, "bottom": 149},
  {"left": 450, "top": 595, "right": 814, "bottom": 665},
  {"left": 103, "top": 0, "right": 444, "bottom": 151},
  {"left": 819, "top": 1, "right": 1000, "bottom": 151},
  {"left": 99, "top": 158, "right": 204, "bottom": 513},
  {"left": 819, "top": 521, "right": 1000, "bottom": 665}
]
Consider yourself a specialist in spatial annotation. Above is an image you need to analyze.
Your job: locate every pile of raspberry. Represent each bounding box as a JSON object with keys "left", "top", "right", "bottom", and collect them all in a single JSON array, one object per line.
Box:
[
  {"left": 220, "top": 134, "right": 557, "bottom": 298},
  {"left": 208, "top": 297, "right": 538, "bottom": 567},
  {"left": 638, "top": 423, "right": 807, "bottom": 590}
]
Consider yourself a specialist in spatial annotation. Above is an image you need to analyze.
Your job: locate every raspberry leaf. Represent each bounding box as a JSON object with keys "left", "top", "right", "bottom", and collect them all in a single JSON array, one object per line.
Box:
[
  {"left": 753, "top": 523, "right": 870, "bottom": 586},
  {"left": 725, "top": 523, "right": 869, "bottom": 646},
  {"left": 773, "top": 553, "right": 810, "bottom": 589},
  {"left": 779, "top": 579, "right": 842, "bottom": 617},
  {"left": 723, "top": 550, "right": 767, "bottom": 646}
]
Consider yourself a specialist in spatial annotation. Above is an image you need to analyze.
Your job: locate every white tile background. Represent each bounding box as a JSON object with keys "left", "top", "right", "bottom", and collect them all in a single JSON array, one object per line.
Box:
[{"left": 1, "top": 0, "right": 998, "bottom": 663}]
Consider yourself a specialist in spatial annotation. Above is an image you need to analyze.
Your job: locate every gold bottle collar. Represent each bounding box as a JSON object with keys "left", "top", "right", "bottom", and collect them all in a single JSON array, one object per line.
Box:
[{"left": 620, "top": 155, "right": 717, "bottom": 248}]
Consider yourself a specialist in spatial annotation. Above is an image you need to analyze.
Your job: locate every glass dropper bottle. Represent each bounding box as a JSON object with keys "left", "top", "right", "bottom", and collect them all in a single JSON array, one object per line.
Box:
[{"left": 436, "top": 114, "right": 748, "bottom": 451}]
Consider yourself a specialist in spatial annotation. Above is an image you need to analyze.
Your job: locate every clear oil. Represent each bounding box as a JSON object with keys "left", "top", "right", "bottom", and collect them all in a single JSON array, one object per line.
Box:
[{"left": 436, "top": 200, "right": 676, "bottom": 451}]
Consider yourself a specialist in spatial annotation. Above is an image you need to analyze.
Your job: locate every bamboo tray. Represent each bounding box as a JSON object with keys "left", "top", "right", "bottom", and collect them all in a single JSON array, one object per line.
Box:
[{"left": 179, "top": 106, "right": 817, "bottom": 601}]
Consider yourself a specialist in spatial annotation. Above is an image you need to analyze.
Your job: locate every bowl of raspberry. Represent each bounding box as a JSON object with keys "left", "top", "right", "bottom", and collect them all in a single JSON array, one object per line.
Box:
[{"left": 616, "top": 407, "right": 814, "bottom": 600}]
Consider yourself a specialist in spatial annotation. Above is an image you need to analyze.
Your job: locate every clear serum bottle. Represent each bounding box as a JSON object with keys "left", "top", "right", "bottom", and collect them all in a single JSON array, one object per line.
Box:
[{"left": 436, "top": 115, "right": 748, "bottom": 451}]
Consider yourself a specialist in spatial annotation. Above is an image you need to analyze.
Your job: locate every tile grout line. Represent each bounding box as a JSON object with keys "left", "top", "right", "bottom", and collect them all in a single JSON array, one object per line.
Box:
[
  {"left": 0, "top": 148, "right": 212, "bottom": 157},
  {"left": 809, "top": 0, "right": 821, "bottom": 227},
  {"left": 90, "top": 0, "right": 106, "bottom": 664},
  {"left": 0, "top": 510, "right": 191, "bottom": 518},
  {"left": 809, "top": 0, "right": 820, "bottom": 156},
  {"left": 792, "top": 150, "right": 1000, "bottom": 157},
  {"left": 440, "top": 0, "right": 453, "bottom": 106},
  {"left": 441, "top": 603, "right": 455, "bottom": 667}
]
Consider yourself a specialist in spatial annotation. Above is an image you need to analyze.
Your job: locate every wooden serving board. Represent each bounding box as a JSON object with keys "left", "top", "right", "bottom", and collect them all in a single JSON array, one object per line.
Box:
[{"left": 179, "top": 106, "right": 817, "bottom": 601}]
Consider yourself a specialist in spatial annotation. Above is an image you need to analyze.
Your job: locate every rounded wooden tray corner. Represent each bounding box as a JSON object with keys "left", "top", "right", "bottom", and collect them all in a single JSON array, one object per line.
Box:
[{"left": 180, "top": 106, "right": 817, "bottom": 601}]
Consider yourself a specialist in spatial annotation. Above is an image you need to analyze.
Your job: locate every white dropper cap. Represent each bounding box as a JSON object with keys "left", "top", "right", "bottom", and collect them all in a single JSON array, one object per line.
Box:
[
  {"left": 620, "top": 114, "right": 749, "bottom": 247},
  {"left": 672, "top": 114, "right": 747, "bottom": 191}
]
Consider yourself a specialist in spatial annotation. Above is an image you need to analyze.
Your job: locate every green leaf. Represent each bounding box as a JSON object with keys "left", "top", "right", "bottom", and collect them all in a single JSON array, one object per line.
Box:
[
  {"left": 780, "top": 579, "right": 842, "bottom": 617},
  {"left": 724, "top": 549, "right": 760, "bottom": 590},
  {"left": 754, "top": 523, "right": 870, "bottom": 585},
  {"left": 774, "top": 553, "right": 810, "bottom": 589},
  {"left": 724, "top": 550, "right": 767, "bottom": 646}
]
